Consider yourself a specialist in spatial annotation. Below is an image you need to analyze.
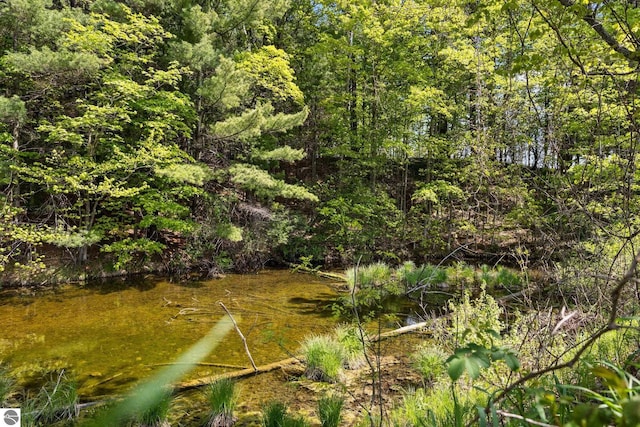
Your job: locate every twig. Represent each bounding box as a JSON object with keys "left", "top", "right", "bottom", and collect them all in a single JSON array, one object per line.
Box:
[
  {"left": 149, "top": 362, "right": 248, "bottom": 369},
  {"left": 219, "top": 302, "right": 257, "bottom": 372},
  {"left": 551, "top": 306, "right": 577, "bottom": 335},
  {"left": 495, "top": 409, "right": 558, "bottom": 427},
  {"left": 86, "top": 372, "right": 123, "bottom": 389}
]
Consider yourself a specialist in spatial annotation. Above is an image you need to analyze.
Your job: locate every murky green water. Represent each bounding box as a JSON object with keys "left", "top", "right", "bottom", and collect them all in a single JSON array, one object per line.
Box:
[{"left": 0, "top": 270, "right": 340, "bottom": 399}]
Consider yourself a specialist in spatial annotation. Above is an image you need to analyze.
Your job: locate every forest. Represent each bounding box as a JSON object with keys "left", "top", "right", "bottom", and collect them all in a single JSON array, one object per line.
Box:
[
  {"left": 2, "top": 0, "right": 640, "bottom": 425},
  {"left": 2, "top": 0, "right": 639, "bottom": 281}
]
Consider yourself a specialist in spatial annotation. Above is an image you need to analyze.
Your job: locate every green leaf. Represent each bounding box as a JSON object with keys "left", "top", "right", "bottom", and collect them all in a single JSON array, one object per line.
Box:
[
  {"left": 447, "top": 356, "right": 466, "bottom": 381},
  {"left": 447, "top": 348, "right": 490, "bottom": 381},
  {"left": 622, "top": 396, "right": 640, "bottom": 426},
  {"left": 503, "top": 353, "right": 520, "bottom": 372},
  {"left": 476, "top": 406, "right": 487, "bottom": 427}
]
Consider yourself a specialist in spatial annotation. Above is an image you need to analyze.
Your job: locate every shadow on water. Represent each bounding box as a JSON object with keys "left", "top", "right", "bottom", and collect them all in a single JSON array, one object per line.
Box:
[
  {"left": 287, "top": 295, "right": 337, "bottom": 317},
  {"left": 81, "top": 274, "right": 159, "bottom": 293}
]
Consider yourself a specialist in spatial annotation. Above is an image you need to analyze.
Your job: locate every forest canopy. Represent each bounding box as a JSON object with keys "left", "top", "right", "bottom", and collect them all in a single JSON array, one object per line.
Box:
[{"left": 1, "top": 0, "right": 640, "bottom": 283}]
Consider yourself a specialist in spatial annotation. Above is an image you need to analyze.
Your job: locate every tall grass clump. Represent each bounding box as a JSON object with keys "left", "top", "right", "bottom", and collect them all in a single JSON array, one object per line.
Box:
[
  {"left": 342, "top": 262, "right": 402, "bottom": 310},
  {"left": 262, "top": 401, "right": 309, "bottom": 427},
  {"left": 345, "top": 262, "right": 391, "bottom": 290},
  {"left": 399, "top": 263, "right": 448, "bottom": 291},
  {"left": 411, "top": 345, "right": 447, "bottom": 383},
  {"left": 317, "top": 394, "right": 344, "bottom": 427},
  {"left": 390, "top": 388, "right": 430, "bottom": 427},
  {"left": 136, "top": 390, "right": 172, "bottom": 427},
  {"left": 445, "top": 262, "right": 476, "bottom": 287},
  {"left": 22, "top": 370, "right": 79, "bottom": 427},
  {"left": 206, "top": 378, "right": 237, "bottom": 427},
  {"left": 0, "top": 366, "right": 16, "bottom": 406},
  {"left": 475, "top": 265, "right": 523, "bottom": 289},
  {"left": 301, "top": 335, "right": 345, "bottom": 382},
  {"left": 334, "top": 324, "right": 367, "bottom": 369},
  {"left": 494, "top": 265, "right": 522, "bottom": 288},
  {"left": 391, "top": 385, "right": 483, "bottom": 426}
]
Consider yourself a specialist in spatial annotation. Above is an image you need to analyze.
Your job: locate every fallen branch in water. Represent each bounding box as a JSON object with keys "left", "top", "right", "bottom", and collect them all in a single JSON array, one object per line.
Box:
[
  {"left": 289, "top": 264, "right": 347, "bottom": 282},
  {"left": 174, "top": 357, "right": 304, "bottom": 391},
  {"left": 219, "top": 301, "right": 257, "bottom": 372},
  {"left": 174, "top": 320, "right": 431, "bottom": 391},
  {"left": 372, "top": 321, "right": 431, "bottom": 341},
  {"left": 149, "top": 362, "right": 248, "bottom": 369},
  {"left": 85, "top": 372, "right": 123, "bottom": 389}
]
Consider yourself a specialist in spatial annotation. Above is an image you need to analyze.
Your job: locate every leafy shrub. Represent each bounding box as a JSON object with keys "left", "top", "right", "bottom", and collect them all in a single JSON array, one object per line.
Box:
[
  {"left": 518, "top": 360, "right": 640, "bottom": 427},
  {"left": 447, "top": 286, "right": 504, "bottom": 348}
]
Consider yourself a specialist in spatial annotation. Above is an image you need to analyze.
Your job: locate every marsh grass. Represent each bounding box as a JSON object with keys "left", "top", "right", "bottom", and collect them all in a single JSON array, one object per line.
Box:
[
  {"left": 334, "top": 324, "right": 367, "bottom": 369},
  {"left": 262, "top": 401, "right": 309, "bottom": 427},
  {"left": 301, "top": 335, "right": 345, "bottom": 382},
  {"left": 390, "top": 388, "right": 430, "bottom": 427},
  {"left": 137, "top": 390, "right": 172, "bottom": 427},
  {"left": 494, "top": 266, "right": 522, "bottom": 288},
  {"left": 22, "top": 370, "right": 79, "bottom": 427},
  {"left": 262, "top": 401, "right": 287, "bottom": 427},
  {"left": 317, "top": 394, "right": 344, "bottom": 427},
  {"left": 0, "top": 366, "right": 16, "bottom": 406},
  {"left": 399, "top": 263, "right": 448, "bottom": 290},
  {"left": 346, "top": 262, "right": 391, "bottom": 290},
  {"left": 445, "top": 262, "right": 475, "bottom": 286},
  {"left": 411, "top": 345, "right": 447, "bottom": 383},
  {"left": 205, "top": 378, "right": 237, "bottom": 427}
]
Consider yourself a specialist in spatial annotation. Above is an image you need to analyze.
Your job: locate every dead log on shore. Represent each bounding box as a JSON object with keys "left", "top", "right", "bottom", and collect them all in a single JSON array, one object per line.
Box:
[
  {"left": 373, "top": 321, "right": 431, "bottom": 340},
  {"left": 174, "top": 357, "right": 304, "bottom": 391},
  {"left": 289, "top": 264, "right": 347, "bottom": 282}
]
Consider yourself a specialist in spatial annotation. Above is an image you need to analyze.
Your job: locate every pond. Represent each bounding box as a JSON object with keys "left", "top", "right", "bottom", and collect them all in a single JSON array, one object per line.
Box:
[{"left": 0, "top": 270, "right": 345, "bottom": 399}]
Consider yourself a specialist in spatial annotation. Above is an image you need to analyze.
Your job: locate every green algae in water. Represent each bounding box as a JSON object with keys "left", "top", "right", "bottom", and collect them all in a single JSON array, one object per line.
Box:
[{"left": 0, "top": 270, "right": 339, "bottom": 398}]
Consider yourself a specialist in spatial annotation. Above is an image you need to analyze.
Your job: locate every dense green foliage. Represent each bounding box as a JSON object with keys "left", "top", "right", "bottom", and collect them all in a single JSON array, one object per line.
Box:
[
  {"left": 1, "top": 0, "right": 639, "bottom": 280},
  {"left": 3, "top": 0, "right": 640, "bottom": 424}
]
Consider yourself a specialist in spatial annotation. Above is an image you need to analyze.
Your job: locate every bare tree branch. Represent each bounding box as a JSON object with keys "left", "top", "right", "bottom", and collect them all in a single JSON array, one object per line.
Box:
[
  {"left": 555, "top": 0, "right": 640, "bottom": 61},
  {"left": 488, "top": 249, "right": 640, "bottom": 409}
]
